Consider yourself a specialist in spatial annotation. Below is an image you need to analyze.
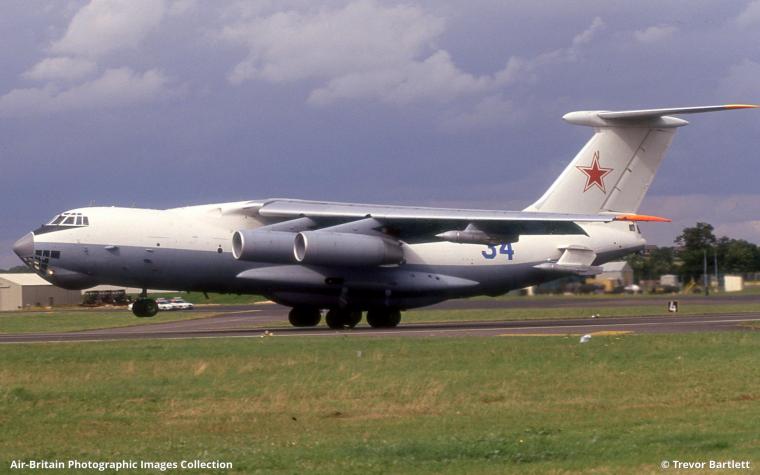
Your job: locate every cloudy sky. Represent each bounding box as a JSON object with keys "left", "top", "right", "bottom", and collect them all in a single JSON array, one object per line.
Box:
[{"left": 2, "top": 0, "right": 760, "bottom": 267}]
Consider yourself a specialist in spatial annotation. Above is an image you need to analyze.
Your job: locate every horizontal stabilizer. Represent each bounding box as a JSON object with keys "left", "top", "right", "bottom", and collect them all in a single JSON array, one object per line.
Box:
[
  {"left": 563, "top": 104, "right": 758, "bottom": 128},
  {"left": 598, "top": 104, "right": 758, "bottom": 120}
]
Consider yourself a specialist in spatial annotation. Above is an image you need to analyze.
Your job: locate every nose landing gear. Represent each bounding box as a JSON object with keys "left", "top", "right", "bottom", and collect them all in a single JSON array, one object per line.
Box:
[
  {"left": 131, "top": 289, "right": 158, "bottom": 318},
  {"left": 132, "top": 298, "right": 158, "bottom": 318}
]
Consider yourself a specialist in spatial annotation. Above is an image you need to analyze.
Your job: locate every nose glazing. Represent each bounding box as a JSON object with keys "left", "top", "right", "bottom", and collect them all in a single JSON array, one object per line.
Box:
[{"left": 12, "top": 232, "right": 34, "bottom": 259}]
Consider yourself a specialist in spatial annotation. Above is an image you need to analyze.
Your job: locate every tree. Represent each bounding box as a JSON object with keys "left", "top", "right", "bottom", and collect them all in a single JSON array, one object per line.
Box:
[
  {"left": 716, "top": 237, "right": 760, "bottom": 274},
  {"left": 675, "top": 222, "right": 716, "bottom": 282},
  {"left": 625, "top": 247, "right": 677, "bottom": 283}
]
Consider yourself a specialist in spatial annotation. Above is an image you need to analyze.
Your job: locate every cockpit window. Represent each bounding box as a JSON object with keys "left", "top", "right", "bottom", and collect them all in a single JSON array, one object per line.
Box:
[{"left": 46, "top": 212, "right": 90, "bottom": 228}]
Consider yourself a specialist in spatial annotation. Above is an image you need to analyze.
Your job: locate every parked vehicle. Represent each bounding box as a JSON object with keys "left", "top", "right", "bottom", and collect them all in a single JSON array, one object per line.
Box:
[
  {"left": 155, "top": 298, "right": 174, "bottom": 311},
  {"left": 128, "top": 297, "right": 173, "bottom": 312},
  {"left": 169, "top": 297, "right": 194, "bottom": 310},
  {"left": 128, "top": 296, "right": 192, "bottom": 312}
]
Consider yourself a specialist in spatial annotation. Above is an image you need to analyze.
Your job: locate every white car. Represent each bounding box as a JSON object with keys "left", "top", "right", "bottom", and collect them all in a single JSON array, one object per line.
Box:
[
  {"left": 128, "top": 297, "right": 173, "bottom": 312},
  {"left": 155, "top": 298, "right": 175, "bottom": 311},
  {"left": 169, "top": 297, "right": 194, "bottom": 310}
]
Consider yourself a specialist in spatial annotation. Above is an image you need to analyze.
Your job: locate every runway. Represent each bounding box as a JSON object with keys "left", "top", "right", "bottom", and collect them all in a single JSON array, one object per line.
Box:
[{"left": 1, "top": 301, "right": 758, "bottom": 343}]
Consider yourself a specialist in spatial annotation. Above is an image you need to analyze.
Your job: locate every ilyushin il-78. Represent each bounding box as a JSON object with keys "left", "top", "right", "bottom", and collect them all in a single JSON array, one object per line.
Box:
[{"left": 13, "top": 104, "right": 756, "bottom": 328}]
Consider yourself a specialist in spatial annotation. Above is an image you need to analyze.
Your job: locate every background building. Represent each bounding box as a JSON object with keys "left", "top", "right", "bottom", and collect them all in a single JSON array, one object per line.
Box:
[
  {"left": 587, "top": 261, "right": 634, "bottom": 293},
  {"left": 0, "top": 273, "right": 83, "bottom": 311}
]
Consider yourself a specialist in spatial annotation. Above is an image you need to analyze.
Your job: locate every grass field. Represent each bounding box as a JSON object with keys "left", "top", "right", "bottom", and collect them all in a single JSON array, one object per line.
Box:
[
  {"left": 1, "top": 333, "right": 758, "bottom": 474},
  {"left": 2, "top": 299, "right": 759, "bottom": 335},
  {"left": 404, "top": 303, "right": 760, "bottom": 324},
  {"left": 0, "top": 310, "right": 214, "bottom": 334}
]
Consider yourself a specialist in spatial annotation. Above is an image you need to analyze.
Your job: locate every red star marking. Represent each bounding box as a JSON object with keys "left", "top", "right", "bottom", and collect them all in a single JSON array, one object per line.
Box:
[{"left": 576, "top": 151, "right": 613, "bottom": 193}]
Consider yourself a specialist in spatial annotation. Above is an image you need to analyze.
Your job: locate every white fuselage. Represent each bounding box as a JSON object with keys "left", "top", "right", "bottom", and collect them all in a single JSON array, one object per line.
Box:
[{"left": 17, "top": 202, "right": 645, "bottom": 310}]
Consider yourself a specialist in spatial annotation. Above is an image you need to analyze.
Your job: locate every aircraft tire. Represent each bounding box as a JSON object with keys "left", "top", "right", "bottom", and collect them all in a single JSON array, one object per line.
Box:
[
  {"left": 288, "top": 307, "right": 322, "bottom": 327},
  {"left": 132, "top": 298, "right": 158, "bottom": 318},
  {"left": 326, "top": 309, "right": 362, "bottom": 329},
  {"left": 345, "top": 310, "right": 362, "bottom": 328},
  {"left": 366, "top": 309, "right": 401, "bottom": 328}
]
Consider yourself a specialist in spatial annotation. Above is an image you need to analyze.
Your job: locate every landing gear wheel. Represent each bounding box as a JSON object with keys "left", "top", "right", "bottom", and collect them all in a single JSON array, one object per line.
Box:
[
  {"left": 326, "top": 309, "right": 362, "bottom": 329},
  {"left": 366, "top": 309, "right": 401, "bottom": 328},
  {"left": 346, "top": 310, "right": 362, "bottom": 328},
  {"left": 132, "top": 298, "right": 158, "bottom": 318},
  {"left": 288, "top": 307, "right": 322, "bottom": 327}
]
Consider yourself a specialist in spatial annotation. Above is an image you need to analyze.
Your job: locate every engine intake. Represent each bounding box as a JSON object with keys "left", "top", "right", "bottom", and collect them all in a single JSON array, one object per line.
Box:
[
  {"left": 232, "top": 230, "right": 296, "bottom": 263},
  {"left": 294, "top": 231, "right": 403, "bottom": 267}
]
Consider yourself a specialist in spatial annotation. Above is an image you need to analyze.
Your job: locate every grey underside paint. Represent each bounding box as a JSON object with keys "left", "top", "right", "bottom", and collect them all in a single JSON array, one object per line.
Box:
[{"left": 33, "top": 241, "right": 638, "bottom": 310}]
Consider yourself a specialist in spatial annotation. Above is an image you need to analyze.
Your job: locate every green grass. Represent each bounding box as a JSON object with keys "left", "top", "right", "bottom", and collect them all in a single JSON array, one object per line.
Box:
[
  {"left": 1, "top": 334, "right": 758, "bottom": 474},
  {"left": 406, "top": 303, "right": 760, "bottom": 324},
  {"left": 2, "top": 301, "right": 759, "bottom": 335},
  {"left": 0, "top": 310, "right": 216, "bottom": 334},
  {"left": 478, "top": 287, "right": 760, "bottom": 300}
]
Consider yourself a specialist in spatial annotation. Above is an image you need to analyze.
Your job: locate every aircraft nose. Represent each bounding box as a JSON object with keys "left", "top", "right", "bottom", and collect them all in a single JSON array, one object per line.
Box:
[{"left": 13, "top": 232, "right": 34, "bottom": 259}]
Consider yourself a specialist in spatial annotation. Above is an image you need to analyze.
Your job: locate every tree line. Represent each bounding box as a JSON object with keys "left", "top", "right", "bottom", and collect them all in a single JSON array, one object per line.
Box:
[{"left": 625, "top": 222, "right": 760, "bottom": 283}]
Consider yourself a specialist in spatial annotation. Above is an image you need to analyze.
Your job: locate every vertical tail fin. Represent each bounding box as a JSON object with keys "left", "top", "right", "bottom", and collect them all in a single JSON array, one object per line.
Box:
[{"left": 525, "top": 105, "right": 757, "bottom": 214}]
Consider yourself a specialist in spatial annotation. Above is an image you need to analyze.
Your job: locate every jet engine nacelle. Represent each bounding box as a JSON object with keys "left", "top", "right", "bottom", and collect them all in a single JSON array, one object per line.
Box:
[
  {"left": 294, "top": 231, "right": 404, "bottom": 267},
  {"left": 232, "top": 230, "right": 295, "bottom": 263}
]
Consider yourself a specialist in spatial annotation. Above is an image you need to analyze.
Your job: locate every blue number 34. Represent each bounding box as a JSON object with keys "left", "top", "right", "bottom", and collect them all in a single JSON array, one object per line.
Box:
[{"left": 481, "top": 243, "right": 515, "bottom": 260}]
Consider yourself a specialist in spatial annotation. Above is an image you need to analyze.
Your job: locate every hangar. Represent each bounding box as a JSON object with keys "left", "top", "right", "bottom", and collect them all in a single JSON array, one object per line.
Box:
[
  {"left": 0, "top": 273, "right": 83, "bottom": 311},
  {"left": 596, "top": 261, "right": 634, "bottom": 287}
]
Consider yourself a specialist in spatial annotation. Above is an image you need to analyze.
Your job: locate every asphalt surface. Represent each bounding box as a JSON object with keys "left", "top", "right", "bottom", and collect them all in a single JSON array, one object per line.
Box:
[{"left": 1, "top": 298, "right": 758, "bottom": 343}]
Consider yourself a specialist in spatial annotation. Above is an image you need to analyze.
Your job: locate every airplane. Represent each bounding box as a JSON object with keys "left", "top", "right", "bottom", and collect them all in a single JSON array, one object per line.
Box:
[{"left": 12, "top": 104, "right": 756, "bottom": 328}]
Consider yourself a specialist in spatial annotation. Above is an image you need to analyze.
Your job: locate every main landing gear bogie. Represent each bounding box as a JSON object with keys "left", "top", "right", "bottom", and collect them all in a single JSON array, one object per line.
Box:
[{"left": 286, "top": 307, "right": 402, "bottom": 329}]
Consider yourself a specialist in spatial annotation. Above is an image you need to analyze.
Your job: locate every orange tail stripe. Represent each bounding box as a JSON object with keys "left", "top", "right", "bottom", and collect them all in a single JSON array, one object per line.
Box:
[{"left": 613, "top": 214, "right": 672, "bottom": 223}]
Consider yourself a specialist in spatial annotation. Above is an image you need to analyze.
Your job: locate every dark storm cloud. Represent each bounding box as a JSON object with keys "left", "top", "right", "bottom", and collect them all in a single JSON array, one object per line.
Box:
[{"left": 2, "top": 0, "right": 760, "bottom": 267}]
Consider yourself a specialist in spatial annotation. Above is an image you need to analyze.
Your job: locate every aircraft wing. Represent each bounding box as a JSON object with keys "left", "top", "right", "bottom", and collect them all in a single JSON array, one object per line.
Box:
[
  {"left": 229, "top": 199, "right": 656, "bottom": 243},
  {"left": 256, "top": 198, "right": 612, "bottom": 222}
]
